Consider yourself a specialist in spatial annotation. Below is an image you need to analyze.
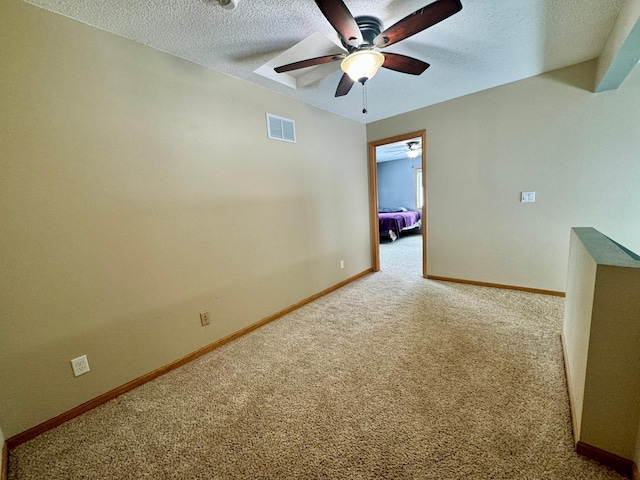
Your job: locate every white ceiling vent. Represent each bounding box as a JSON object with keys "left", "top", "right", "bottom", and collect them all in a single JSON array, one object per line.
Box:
[{"left": 266, "top": 113, "right": 296, "bottom": 143}]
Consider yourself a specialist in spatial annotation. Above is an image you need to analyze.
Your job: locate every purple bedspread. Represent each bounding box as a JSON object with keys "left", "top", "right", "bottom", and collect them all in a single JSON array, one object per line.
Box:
[{"left": 378, "top": 211, "right": 420, "bottom": 238}]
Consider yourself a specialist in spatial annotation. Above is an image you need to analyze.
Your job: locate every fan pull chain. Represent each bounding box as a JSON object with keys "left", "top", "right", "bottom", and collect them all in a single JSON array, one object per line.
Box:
[{"left": 362, "top": 83, "right": 368, "bottom": 115}]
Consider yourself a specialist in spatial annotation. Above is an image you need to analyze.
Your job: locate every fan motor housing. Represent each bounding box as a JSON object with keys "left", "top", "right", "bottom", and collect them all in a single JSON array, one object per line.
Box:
[{"left": 341, "top": 16, "right": 383, "bottom": 51}]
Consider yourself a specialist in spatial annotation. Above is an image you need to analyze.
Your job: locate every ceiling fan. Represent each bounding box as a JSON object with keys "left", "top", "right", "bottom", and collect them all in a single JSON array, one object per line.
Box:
[
  {"left": 390, "top": 140, "right": 422, "bottom": 158},
  {"left": 274, "top": 0, "right": 463, "bottom": 98}
]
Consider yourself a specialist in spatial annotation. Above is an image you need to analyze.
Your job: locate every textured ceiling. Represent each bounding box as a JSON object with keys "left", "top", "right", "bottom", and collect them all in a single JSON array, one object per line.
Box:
[{"left": 24, "top": 0, "right": 625, "bottom": 123}]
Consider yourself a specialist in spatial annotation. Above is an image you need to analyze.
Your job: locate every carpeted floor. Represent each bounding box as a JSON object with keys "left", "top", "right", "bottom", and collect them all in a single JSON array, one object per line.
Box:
[{"left": 8, "top": 234, "right": 626, "bottom": 479}]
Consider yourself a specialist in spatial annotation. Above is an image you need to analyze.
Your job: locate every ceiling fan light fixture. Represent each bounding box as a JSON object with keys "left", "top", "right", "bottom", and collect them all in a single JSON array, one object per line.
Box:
[
  {"left": 341, "top": 50, "right": 385, "bottom": 83},
  {"left": 217, "top": 0, "right": 238, "bottom": 10},
  {"left": 407, "top": 149, "right": 420, "bottom": 159}
]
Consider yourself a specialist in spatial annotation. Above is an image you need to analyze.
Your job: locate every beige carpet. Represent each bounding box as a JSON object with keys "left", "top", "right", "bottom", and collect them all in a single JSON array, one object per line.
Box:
[{"left": 9, "top": 234, "right": 626, "bottom": 479}]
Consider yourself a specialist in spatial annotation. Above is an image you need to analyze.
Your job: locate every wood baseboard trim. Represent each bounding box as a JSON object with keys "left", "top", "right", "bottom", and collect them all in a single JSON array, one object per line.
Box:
[
  {"left": 633, "top": 463, "right": 639, "bottom": 480},
  {"left": 576, "top": 441, "right": 634, "bottom": 476},
  {"left": 6, "top": 269, "right": 373, "bottom": 450},
  {"left": 559, "top": 332, "right": 580, "bottom": 442},
  {"left": 1, "top": 441, "right": 8, "bottom": 480},
  {"left": 426, "top": 275, "right": 565, "bottom": 297}
]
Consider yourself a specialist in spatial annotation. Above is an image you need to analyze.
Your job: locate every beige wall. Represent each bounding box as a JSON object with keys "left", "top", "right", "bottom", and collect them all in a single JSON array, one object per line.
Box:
[
  {"left": 562, "top": 230, "right": 597, "bottom": 439},
  {"left": 0, "top": 0, "right": 370, "bottom": 438},
  {"left": 367, "top": 61, "right": 640, "bottom": 292},
  {"left": 563, "top": 228, "right": 640, "bottom": 459},
  {"left": 582, "top": 265, "right": 640, "bottom": 458}
]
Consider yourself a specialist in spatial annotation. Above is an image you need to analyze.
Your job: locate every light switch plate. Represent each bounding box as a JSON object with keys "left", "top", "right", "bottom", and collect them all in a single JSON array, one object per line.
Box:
[{"left": 521, "top": 191, "right": 536, "bottom": 203}]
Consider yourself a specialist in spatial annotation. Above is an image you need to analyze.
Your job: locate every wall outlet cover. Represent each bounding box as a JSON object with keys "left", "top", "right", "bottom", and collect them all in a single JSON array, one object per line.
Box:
[{"left": 71, "top": 355, "right": 90, "bottom": 377}]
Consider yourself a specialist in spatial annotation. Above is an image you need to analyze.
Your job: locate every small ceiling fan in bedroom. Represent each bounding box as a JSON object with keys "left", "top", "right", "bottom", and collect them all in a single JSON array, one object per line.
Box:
[
  {"left": 396, "top": 141, "right": 422, "bottom": 158},
  {"left": 274, "top": 0, "right": 463, "bottom": 103},
  {"left": 387, "top": 140, "right": 422, "bottom": 159}
]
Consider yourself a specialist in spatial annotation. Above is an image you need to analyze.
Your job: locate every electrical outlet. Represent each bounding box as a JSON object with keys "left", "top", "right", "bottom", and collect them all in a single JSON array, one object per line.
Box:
[
  {"left": 71, "top": 355, "right": 90, "bottom": 377},
  {"left": 200, "top": 310, "right": 210, "bottom": 326}
]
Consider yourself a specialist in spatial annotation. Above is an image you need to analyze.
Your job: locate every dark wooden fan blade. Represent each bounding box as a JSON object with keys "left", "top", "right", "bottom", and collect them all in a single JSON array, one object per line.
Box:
[
  {"left": 374, "top": 0, "right": 462, "bottom": 48},
  {"left": 382, "top": 52, "right": 430, "bottom": 75},
  {"left": 315, "top": 0, "right": 363, "bottom": 46},
  {"left": 274, "top": 54, "right": 346, "bottom": 73},
  {"left": 335, "top": 73, "right": 355, "bottom": 97}
]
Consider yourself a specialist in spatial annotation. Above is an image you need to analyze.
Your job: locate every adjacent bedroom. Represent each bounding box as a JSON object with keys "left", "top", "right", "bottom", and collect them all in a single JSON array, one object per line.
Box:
[{"left": 376, "top": 136, "right": 424, "bottom": 244}]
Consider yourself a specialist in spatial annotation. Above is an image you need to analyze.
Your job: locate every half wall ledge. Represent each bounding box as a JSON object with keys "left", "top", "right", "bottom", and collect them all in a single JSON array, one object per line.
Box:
[{"left": 562, "top": 227, "right": 640, "bottom": 476}]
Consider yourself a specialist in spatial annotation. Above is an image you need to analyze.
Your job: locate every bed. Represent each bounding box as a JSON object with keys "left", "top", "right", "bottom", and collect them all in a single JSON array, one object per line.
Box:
[{"left": 378, "top": 208, "right": 421, "bottom": 241}]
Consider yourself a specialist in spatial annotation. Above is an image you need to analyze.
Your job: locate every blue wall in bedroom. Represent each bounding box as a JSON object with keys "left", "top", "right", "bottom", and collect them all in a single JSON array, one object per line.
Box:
[{"left": 377, "top": 158, "right": 419, "bottom": 210}]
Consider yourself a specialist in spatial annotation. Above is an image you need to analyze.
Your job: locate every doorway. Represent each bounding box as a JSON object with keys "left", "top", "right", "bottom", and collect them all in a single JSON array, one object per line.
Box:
[{"left": 368, "top": 130, "right": 427, "bottom": 278}]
